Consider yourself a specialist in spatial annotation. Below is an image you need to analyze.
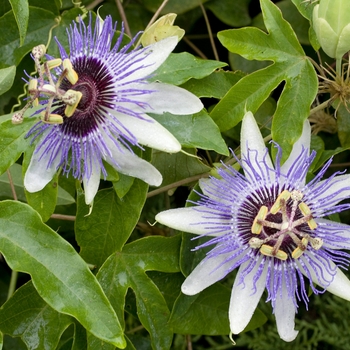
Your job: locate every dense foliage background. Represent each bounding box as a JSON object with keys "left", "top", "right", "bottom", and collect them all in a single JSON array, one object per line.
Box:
[{"left": 0, "top": 0, "right": 350, "bottom": 349}]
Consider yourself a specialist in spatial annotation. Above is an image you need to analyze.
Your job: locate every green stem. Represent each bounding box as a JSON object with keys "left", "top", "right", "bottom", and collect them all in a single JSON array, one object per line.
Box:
[
  {"left": 309, "top": 99, "right": 332, "bottom": 115},
  {"left": 336, "top": 57, "right": 342, "bottom": 76},
  {"left": 7, "top": 270, "right": 18, "bottom": 300}
]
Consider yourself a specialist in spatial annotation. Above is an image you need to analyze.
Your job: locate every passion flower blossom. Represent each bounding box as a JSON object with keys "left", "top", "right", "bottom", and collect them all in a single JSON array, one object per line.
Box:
[
  {"left": 21, "top": 15, "right": 203, "bottom": 204},
  {"left": 156, "top": 111, "right": 350, "bottom": 342}
]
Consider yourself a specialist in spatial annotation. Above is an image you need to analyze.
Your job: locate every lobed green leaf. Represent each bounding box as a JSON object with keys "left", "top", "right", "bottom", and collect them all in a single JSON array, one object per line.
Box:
[
  {"left": 0, "top": 66, "right": 16, "bottom": 95},
  {"left": 8, "top": 0, "right": 29, "bottom": 46}
]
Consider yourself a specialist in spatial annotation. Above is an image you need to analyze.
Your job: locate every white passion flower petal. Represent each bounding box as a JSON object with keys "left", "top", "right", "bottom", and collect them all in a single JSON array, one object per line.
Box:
[
  {"left": 24, "top": 146, "right": 61, "bottom": 193},
  {"left": 274, "top": 280, "right": 298, "bottom": 342},
  {"left": 104, "top": 139, "right": 162, "bottom": 186},
  {"left": 130, "top": 82, "right": 204, "bottom": 115},
  {"left": 182, "top": 251, "right": 244, "bottom": 296},
  {"left": 240, "top": 111, "right": 274, "bottom": 182},
  {"left": 108, "top": 110, "right": 181, "bottom": 153},
  {"left": 280, "top": 119, "right": 311, "bottom": 180},
  {"left": 324, "top": 266, "right": 350, "bottom": 301},
  {"left": 229, "top": 258, "right": 267, "bottom": 334},
  {"left": 82, "top": 159, "right": 101, "bottom": 205},
  {"left": 155, "top": 206, "right": 228, "bottom": 236},
  {"left": 119, "top": 36, "right": 178, "bottom": 83}
]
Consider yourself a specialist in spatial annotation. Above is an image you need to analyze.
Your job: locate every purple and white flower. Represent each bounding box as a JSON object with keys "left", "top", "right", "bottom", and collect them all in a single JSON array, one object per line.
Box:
[
  {"left": 156, "top": 111, "right": 350, "bottom": 342},
  {"left": 22, "top": 15, "right": 203, "bottom": 204}
]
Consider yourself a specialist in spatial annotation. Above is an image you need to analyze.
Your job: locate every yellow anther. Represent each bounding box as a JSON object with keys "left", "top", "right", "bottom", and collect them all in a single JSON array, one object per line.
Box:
[
  {"left": 63, "top": 58, "right": 78, "bottom": 85},
  {"left": 249, "top": 237, "right": 264, "bottom": 249},
  {"left": 46, "top": 58, "right": 62, "bottom": 70},
  {"left": 292, "top": 247, "right": 304, "bottom": 259},
  {"left": 41, "top": 113, "right": 63, "bottom": 124},
  {"left": 260, "top": 244, "right": 288, "bottom": 261},
  {"left": 32, "top": 44, "right": 46, "bottom": 59},
  {"left": 310, "top": 237, "right": 323, "bottom": 250},
  {"left": 270, "top": 190, "right": 291, "bottom": 214},
  {"left": 42, "top": 84, "right": 56, "bottom": 95},
  {"left": 251, "top": 205, "right": 268, "bottom": 234},
  {"left": 28, "top": 79, "right": 38, "bottom": 94},
  {"left": 299, "top": 202, "right": 317, "bottom": 229},
  {"left": 292, "top": 237, "right": 308, "bottom": 259}
]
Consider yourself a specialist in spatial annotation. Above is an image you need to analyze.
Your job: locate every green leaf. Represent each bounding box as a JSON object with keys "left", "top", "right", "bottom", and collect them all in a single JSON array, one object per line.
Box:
[
  {"left": 0, "top": 66, "right": 15, "bottom": 95},
  {"left": 150, "top": 110, "right": 229, "bottom": 155},
  {"left": 0, "top": 331, "right": 2, "bottom": 350},
  {"left": 144, "top": 0, "right": 207, "bottom": 15},
  {"left": 0, "top": 163, "right": 75, "bottom": 205},
  {"left": 96, "top": 235, "right": 182, "bottom": 350},
  {"left": 180, "top": 70, "right": 243, "bottom": 99},
  {"left": 0, "top": 281, "right": 73, "bottom": 349},
  {"left": 152, "top": 52, "right": 227, "bottom": 85},
  {"left": 0, "top": 7, "right": 56, "bottom": 68},
  {"left": 0, "top": 118, "right": 37, "bottom": 176},
  {"left": 205, "top": 0, "right": 251, "bottom": 27},
  {"left": 0, "top": 201, "right": 125, "bottom": 348},
  {"left": 211, "top": 0, "right": 318, "bottom": 161},
  {"left": 75, "top": 181, "right": 148, "bottom": 268},
  {"left": 9, "top": 0, "right": 29, "bottom": 46},
  {"left": 152, "top": 149, "right": 210, "bottom": 187}
]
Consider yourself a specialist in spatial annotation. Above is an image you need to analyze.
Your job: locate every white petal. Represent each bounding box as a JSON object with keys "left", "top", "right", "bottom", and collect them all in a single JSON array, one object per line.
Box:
[
  {"left": 24, "top": 147, "right": 61, "bottom": 192},
  {"left": 274, "top": 282, "right": 298, "bottom": 342},
  {"left": 316, "top": 218, "right": 350, "bottom": 250},
  {"left": 299, "top": 255, "right": 350, "bottom": 300},
  {"left": 313, "top": 174, "right": 350, "bottom": 207},
  {"left": 130, "top": 82, "right": 203, "bottom": 115},
  {"left": 280, "top": 120, "right": 311, "bottom": 179},
  {"left": 120, "top": 36, "right": 178, "bottom": 83},
  {"left": 155, "top": 206, "right": 226, "bottom": 236},
  {"left": 108, "top": 110, "right": 181, "bottom": 153},
  {"left": 182, "top": 251, "right": 243, "bottom": 295},
  {"left": 104, "top": 139, "right": 162, "bottom": 186},
  {"left": 82, "top": 160, "right": 101, "bottom": 205},
  {"left": 325, "top": 267, "right": 350, "bottom": 301},
  {"left": 229, "top": 258, "right": 267, "bottom": 334},
  {"left": 240, "top": 111, "right": 274, "bottom": 179}
]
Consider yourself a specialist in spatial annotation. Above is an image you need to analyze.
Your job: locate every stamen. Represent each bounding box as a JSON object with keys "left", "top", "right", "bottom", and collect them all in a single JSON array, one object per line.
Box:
[
  {"left": 260, "top": 244, "right": 288, "bottom": 261},
  {"left": 251, "top": 206, "right": 268, "bottom": 234},
  {"left": 41, "top": 84, "right": 57, "bottom": 95},
  {"left": 40, "top": 112, "right": 63, "bottom": 124},
  {"left": 270, "top": 190, "right": 291, "bottom": 214},
  {"left": 291, "top": 237, "right": 308, "bottom": 259},
  {"left": 298, "top": 202, "right": 318, "bottom": 229},
  {"left": 45, "top": 58, "right": 62, "bottom": 70},
  {"left": 63, "top": 58, "right": 79, "bottom": 85}
]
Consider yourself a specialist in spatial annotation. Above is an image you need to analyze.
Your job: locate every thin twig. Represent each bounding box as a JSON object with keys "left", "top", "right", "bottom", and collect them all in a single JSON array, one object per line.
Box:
[
  {"left": 147, "top": 172, "right": 210, "bottom": 198},
  {"left": 6, "top": 169, "right": 18, "bottom": 201},
  {"left": 144, "top": 0, "right": 170, "bottom": 31},
  {"left": 183, "top": 37, "right": 208, "bottom": 59},
  {"left": 86, "top": 0, "right": 104, "bottom": 10},
  {"left": 199, "top": 3, "right": 219, "bottom": 60},
  {"left": 50, "top": 213, "right": 76, "bottom": 221},
  {"left": 115, "top": 0, "right": 132, "bottom": 38}
]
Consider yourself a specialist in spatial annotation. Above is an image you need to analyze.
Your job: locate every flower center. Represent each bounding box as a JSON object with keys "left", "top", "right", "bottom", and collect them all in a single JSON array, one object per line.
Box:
[{"left": 247, "top": 189, "right": 323, "bottom": 260}]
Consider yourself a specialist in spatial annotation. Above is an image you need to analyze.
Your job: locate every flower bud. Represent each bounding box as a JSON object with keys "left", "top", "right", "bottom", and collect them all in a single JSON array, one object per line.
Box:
[
  {"left": 313, "top": 0, "right": 350, "bottom": 58},
  {"left": 141, "top": 13, "right": 185, "bottom": 47}
]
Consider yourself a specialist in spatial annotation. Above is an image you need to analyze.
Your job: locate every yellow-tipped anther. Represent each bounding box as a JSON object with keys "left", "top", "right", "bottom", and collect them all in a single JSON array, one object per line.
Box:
[
  {"left": 299, "top": 202, "right": 317, "bottom": 229},
  {"left": 64, "top": 90, "right": 82, "bottom": 117},
  {"left": 28, "top": 79, "right": 38, "bottom": 94},
  {"left": 292, "top": 237, "right": 308, "bottom": 259},
  {"left": 260, "top": 244, "right": 288, "bottom": 260},
  {"left": 251, "top": 205, "right": 268, "bottom": 234},
  {"left": 270, "top": 190, "right": 291, "bottom": 214},
  {"left": 63, "top": 58, "right": 78, "bottom": 85},
  {"left": 42, "top": 84, "right": 57, "bottom": 95},
  {"left": 46, "top": 58, "right": 62, "bottom": 69},
  {"left": 41, "top": 113, "right": 63, "bottom": 124}
]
